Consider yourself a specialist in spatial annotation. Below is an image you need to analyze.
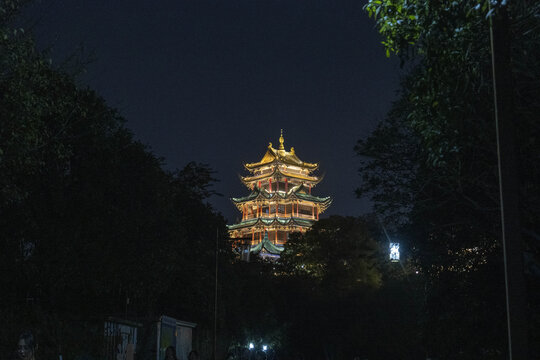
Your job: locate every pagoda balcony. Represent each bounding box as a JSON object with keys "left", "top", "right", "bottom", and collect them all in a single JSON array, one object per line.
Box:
[{"left": 242, "top": 212, "right": 318, "bottom": 221}]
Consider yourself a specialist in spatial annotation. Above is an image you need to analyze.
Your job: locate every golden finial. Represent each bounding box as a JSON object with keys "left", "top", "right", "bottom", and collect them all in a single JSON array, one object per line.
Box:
[
  {"left": 290, "top": 147, "right": 295, "bottom": 155},
  {"left": 279, "top": 129, "right": 285, "bottom": 150}
]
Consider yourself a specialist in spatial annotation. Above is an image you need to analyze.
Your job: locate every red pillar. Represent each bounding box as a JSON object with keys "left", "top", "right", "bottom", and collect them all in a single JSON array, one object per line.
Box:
[
  {"left": 285, "top": 178, "right": 288, "bottom": 192},
  {"left": 269, "top": 178, "right": 272, "bottom": 192}
]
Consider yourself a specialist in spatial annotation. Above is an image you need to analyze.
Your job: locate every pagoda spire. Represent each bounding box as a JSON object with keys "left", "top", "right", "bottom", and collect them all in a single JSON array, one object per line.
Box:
[{"left": 279, "top": 129, "right": 285, "bottom": 150}]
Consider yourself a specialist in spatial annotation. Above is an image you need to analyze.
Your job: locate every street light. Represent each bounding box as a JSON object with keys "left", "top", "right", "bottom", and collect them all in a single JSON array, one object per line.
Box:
[
  {"left": 389, "top": 242, "right": 400, "bottom": 262},
  {"left": 249, "top": 343, "right": 254, "bottom": 350},
  {"left": 262, "top": 345, "right": 268, "bottom": 352}
]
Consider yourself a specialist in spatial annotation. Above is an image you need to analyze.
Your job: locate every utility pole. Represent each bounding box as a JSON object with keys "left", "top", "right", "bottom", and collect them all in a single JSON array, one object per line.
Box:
[
  {"left": 214, "top": 229, "right": 219, "bottom": 360},
  {"left": 489, "top": 4, "right": 528, "bottom": 359}
]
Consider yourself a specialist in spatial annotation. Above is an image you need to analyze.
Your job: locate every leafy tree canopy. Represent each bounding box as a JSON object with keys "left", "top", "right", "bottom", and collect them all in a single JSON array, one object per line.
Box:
[
  {"left": 0, "top": 2, "right": 231, "bottom": 358},
  {"left": 280, "top": 216, "right": 383, "bottom": 292},
  {"left": 357, "top": 0, "right": 540, "bottom": 357}
]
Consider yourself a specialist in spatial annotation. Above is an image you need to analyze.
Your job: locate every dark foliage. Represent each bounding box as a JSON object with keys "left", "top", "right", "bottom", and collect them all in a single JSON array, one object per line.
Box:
[
  {"left": 358, "top": 0, "right": 540, "bottom": 358},
  {"left": 0, "top": 3, "right": 230, "bottom": 359}
]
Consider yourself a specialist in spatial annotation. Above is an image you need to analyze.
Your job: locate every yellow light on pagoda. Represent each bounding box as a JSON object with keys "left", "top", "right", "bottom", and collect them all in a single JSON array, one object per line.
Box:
[{"left": 228, "top": 130, "right": 332, "bottom": 260}]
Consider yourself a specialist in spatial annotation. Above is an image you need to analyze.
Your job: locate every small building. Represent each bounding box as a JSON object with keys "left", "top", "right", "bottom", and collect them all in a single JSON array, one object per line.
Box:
[
  {"left": 157, "top": 316, "right": 196, "bottom": 360},
  {"left": 228, "top": 131, "right": 332, "bottom": 259},
  {"left": 104, "top": 317, "right": 141, "bottom": 360},
  {"left": 104, "top": 316, "right": 196, "bottom": 360}
]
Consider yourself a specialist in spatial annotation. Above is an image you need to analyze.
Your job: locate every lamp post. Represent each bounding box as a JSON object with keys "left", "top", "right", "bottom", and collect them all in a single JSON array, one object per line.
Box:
[{"left": 389, "top": 243, "right": 400, "bottom": 262}]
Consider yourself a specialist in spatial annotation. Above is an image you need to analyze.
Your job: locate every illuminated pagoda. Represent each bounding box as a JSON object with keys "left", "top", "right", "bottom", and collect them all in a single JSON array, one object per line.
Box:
[{"left": 228, "top": 130, "right": 332, "bottom": 260}]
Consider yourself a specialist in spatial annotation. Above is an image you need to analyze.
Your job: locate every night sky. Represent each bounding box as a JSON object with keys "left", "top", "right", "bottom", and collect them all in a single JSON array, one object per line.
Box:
[{"left": 22, "top": 0, "right": 400, "bottom": 223}]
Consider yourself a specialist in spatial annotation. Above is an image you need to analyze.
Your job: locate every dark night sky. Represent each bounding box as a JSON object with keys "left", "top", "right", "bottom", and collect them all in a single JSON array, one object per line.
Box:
[{"left": 22, "top": 0, "right": 400, "bottom": 223}]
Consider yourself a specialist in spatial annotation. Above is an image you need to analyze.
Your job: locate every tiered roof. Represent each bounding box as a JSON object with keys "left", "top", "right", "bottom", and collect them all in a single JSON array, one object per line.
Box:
[
  {"left": 244, "top": 138, "right": 318, "bottom": 172},
  {"left": 250, "top": 231, "right": 284, "bottom": 255},
  {"left": 240, "top": 166, "right": 323, "bottom": 185},
  {"left": 231, "top": 185, "right": 332, "bottom": 211},
  {"left": 228, "top": 216, "right": 316, "bottom": 231}
]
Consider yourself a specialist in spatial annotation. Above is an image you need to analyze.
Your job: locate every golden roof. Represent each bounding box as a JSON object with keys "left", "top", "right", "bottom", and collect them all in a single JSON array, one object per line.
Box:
[
  {"left": 244, "top": 130, "right": 319, "bottom": 171},
  {"left": 240, "top": 166, "right": 322, "bottom": 184}
]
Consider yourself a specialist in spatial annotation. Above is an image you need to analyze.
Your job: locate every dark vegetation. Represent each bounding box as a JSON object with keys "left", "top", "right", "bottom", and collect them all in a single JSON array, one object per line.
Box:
[
  {"left": 0, "top": 1, "right": 231, "bottom": 359},
  {"left": 355, "top": 0, "right": 540, "bottom": 358}
]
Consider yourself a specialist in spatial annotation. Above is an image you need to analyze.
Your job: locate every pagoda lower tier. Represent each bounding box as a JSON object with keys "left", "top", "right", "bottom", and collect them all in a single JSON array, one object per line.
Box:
[
  {"left": 228, "top": 215, "right": 317, "bottom": 246},
  {"left": 227, "top": 131, "right": 332, "bottom": 259}
]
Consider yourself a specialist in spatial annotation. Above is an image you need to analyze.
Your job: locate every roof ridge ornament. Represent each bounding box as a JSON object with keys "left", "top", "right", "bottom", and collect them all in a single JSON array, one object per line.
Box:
[{"left": 279, "top": 129, "right": 285, "bottom": 150}]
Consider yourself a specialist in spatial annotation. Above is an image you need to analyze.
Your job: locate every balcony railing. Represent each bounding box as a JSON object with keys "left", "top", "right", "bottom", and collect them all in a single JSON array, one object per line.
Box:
[{"left": 242, "top": 212, "right": 316, "bottom": 221}]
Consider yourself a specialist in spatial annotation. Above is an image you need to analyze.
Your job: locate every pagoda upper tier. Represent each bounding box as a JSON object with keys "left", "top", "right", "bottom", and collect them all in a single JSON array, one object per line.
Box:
[{"left": 241, "top": 132, "right": 322, "bottom": 189}]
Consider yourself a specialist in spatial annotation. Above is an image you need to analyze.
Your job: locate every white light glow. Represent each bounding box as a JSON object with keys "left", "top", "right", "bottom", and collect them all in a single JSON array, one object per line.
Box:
[
  {"left": 249, "top": 343, "right": 254, "bottom": 350},
  {"left": 262, "top": 345, "right": 268, "bottom": 351},
  {"left": 390, "top": 243, "right": 400, "bottom": 262}
]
